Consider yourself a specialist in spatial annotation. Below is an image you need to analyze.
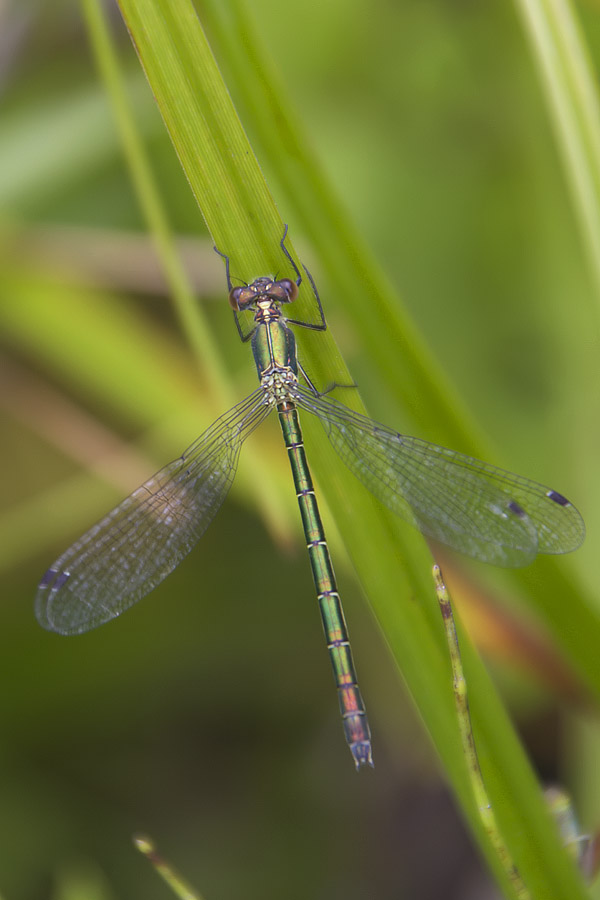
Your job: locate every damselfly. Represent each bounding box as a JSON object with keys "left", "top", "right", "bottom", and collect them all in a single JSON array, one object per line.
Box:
[{"left": 35, "top": 229, "right": 585, "bottom": 768}]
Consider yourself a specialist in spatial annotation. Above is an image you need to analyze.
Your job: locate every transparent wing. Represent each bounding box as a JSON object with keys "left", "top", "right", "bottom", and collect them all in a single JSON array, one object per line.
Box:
[
  {"left": 36, "top": 389, "right": 271, "bottom": 635},
  {"left": 296, "top": 387, "right": 585, "bottom": 567}
]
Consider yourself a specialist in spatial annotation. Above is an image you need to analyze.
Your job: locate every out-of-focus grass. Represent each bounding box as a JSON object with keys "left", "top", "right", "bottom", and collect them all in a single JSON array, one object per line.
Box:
[{"left": 1, "top": 1, "right": 599, "bottom": 899}]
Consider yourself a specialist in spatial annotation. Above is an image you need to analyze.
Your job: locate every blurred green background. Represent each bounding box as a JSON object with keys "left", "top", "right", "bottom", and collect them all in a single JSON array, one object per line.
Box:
[{"left": 1, "top": 0, "right": 600, "bottom": 898}]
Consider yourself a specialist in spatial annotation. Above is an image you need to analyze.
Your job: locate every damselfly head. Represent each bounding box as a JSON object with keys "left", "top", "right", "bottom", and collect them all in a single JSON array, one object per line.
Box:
[{"left": 229, "top": 277, "right": 299, "bottom": 311}]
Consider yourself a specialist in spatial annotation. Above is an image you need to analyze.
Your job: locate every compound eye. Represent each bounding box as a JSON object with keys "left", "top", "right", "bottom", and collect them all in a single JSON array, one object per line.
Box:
[
  {"left": 229, "top": 286, "right": 249, "bottom": 310},
  {"left": 279, "top": 278, "right": 299, "bottom": 302}
]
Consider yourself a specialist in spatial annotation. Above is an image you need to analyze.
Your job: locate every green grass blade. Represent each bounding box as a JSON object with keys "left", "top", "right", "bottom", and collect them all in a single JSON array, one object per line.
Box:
[
  {"left": 514, "top": 0, "right": 600, "bottom": 297},
  {"left": 134, "top": 835, "right": 204, "bottom": 900},
  {"left": 434, "top": 565, "right": 531, "bottom": 900},
  {"left": 100, "top": 0, "right": 592, "bottom": 895}
]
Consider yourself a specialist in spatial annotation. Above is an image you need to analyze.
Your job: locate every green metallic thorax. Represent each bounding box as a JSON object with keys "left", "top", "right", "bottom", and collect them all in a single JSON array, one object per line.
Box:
[{"left": 251, "top": 303, "right": 298, "bottom": 381}]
